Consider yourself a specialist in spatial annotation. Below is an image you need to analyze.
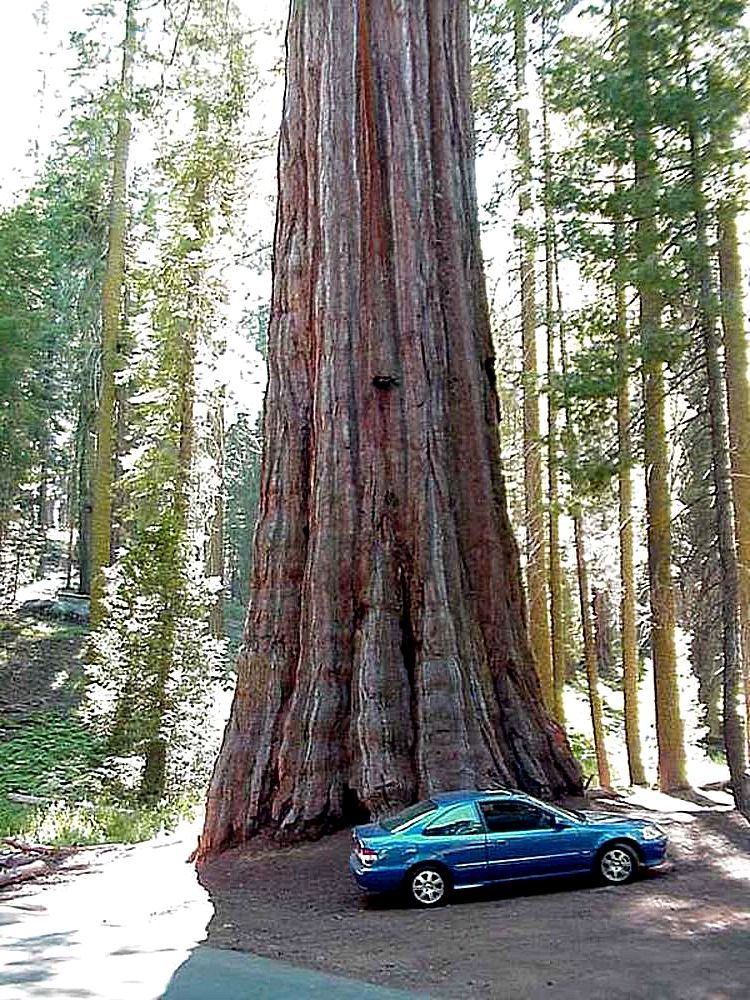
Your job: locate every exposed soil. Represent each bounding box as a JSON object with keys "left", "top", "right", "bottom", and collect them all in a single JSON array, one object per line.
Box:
[
  {"left": 0, "top": 617, "right": 86, "bottom": 730},
  {"left": 200, "top": 798, "right": 750, "bottom": 1000}
]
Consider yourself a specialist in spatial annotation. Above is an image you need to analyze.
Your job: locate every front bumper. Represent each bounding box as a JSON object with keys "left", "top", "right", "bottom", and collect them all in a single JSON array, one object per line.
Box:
[{"left": 640, "top": 838, "right": 669, "bottom": 868}]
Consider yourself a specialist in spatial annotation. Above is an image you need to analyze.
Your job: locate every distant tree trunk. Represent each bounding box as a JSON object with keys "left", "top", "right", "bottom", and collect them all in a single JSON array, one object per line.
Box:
[
  {"left": 593, "top": 589, "right": 613, "bottom": 681},
  {"left": 207, "top": 394, "right": 225, "bottom": 640},
  {"left": 574, "top": 519, "right": 612, "bottom": 788},
  {"left": 90, "top": 0, "right": 136, "bottom": 625},
  {"left": 141, "top": 102, "right": 210, "bottom": 802},
  {"left": 76, "top": 383, "right": 95, "bottom": 596},
  {"left": 718, "top": 205, "right": 750, "bottom": 754},
  {"left": 541, "top": 26, "right": 566, "bottom": 724},
  {"left": 199, "top": 0, "right": 581, "bottom": 858},
  {"left": 514, "top": 0, "right": 553, "bottom": 707},
  {"left": 630, "top": 5, "right": 688, "bottom": 790},
  {"left": 614, "top": 186, "right": 646, "bottom": 785}
]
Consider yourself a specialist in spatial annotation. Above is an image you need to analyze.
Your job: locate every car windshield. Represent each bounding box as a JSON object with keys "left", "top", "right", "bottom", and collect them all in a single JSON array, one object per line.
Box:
[
  {"left": 550, "top": 803, "right": 586, "bottom": 822},
  {"left": 519, "top": 792, "right": 585, "bottom": 822},
  {"left": 381, "top": 800, "right": 438, "bottom": 832}
]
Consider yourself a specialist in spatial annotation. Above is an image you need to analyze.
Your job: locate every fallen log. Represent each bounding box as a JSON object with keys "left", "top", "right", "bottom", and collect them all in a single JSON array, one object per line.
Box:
[
  {"left": 1, "top": 837, "right": 76, "bottom": 856},
  {"left": 0, "top": 859, "right": 49, "bottom": 888}
]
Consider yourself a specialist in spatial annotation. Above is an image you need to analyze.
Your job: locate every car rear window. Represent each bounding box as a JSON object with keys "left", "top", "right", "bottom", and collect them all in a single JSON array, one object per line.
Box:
[{"left": 381, "top": 800, "right": 438, "bottom": 832}]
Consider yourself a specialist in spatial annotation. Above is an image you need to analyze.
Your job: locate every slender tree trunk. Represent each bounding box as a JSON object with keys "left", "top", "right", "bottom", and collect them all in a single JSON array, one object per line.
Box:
[
  {"left": 76, "top": 385, "right": 95, "bottom": 596},
  {"left": 593, "top": 589, "right": 613, "bottom": 681},
  {"left": 541, "top": 23, "right": 565, "bottom": 724},
  {"left": 141, "top": 102, "right": 211, "bottom": 801},
  {"left": 718, "top": 205, "right": 750, "bottom": 754},
  {"left": 687, "top": 108, "right": 749, "bottom": 816},
  {"left": 199, "top": 0, "right": 581, "bottom": 858},
  {"left": 513, "top": 0, "right": 553, "bottom": 707},
  {"left": 90, "top": 0, "right": 136, "bottom": 626},
  {"left": 615, "top": 187, "right": 646, "bottom": 785},
  {"left": 208, "top": 393, "right": 225, "bottom": 640},
  {"left": 574, "top": 519, "right": 612, "bottom": 788},
  {"left": 629, "top": 6, "right": 688, "bottom": 790}
]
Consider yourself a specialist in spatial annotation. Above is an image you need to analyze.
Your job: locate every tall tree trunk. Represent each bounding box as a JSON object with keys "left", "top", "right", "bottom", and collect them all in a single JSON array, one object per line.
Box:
[
  {"left": 574, "top": 519, "right": 612, "bottom": 789},
  {"left": 718, "top": 205, "right": 750, "bottom": 754},
  {"left": 513, "top": 0, "right": 553, "bottom": 707},
  {"left": 76, "top": 382, "right": 95, "bottom": 596},
  {"left": 593, "top": 589, "right": 613, "bottom": 682},
  {"left": 208, "top": 393, "right": 225, "bottom": 640},
  {"left": 199, "top": 0, "right": 581, "bottom": 858},
  {"left": 541, "top": 20, "right": 565, "bottom": 724},
  {"left": 686, "top": 103, "right": 749, "bottom": 816},
  {"left": 629, "top": 6, "right": 688, "bottom": 791},
  {"left": 614, "top": 181, "right": 646, "bottom": 785},
  {"left": 90, "top": 0, "right": 136, "bottom": 626},
  {"left": 140, "top": 289, "right": 196, "bottom": 803}
]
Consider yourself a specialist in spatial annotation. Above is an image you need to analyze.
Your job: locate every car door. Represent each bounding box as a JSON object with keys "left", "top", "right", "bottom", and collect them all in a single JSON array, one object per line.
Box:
[
  {"left": 419, "top": 803, "right": 487, "bottom": 886},
  {"left": 479, "top": 799, "right": 576, "bottom": 880}
]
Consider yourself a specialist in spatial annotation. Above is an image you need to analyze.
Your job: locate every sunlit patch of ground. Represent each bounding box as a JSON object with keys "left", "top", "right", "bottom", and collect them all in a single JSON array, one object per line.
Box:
[{"left": 0, "top": 818, "right": 211, "bottom": 1000}]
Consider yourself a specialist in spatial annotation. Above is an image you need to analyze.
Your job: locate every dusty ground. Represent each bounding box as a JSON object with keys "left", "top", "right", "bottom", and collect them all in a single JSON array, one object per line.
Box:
[
  {"left": 200, "top": 798, "right": 750, "bottom": 1000},
  {"left": 0, "top": 616, "right": 85, "bottom": 729}
]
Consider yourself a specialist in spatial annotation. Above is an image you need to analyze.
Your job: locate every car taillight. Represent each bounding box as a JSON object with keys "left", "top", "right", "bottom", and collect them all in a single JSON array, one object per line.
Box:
[{"left": 357, "top": 845, "right": 378, "bottom": 866}]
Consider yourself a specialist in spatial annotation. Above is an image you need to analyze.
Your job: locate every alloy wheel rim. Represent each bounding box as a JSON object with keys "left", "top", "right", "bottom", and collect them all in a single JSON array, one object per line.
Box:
[
  {"left": 601, "top": 848, "right": 633, "bottom": 883},
  {"left": 412, "top": 869, "right": 445, "bottom": 904}
]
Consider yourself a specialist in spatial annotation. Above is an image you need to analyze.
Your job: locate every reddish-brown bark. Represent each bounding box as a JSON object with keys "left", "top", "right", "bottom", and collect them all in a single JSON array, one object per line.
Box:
[{"left": 199, "top": 0, "right": 581, "bottom": 857}]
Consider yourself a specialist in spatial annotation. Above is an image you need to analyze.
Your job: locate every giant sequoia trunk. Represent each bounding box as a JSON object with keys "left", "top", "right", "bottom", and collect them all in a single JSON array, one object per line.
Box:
[{"left": 199, "top": 0, "right": 581, "bottom": 857}]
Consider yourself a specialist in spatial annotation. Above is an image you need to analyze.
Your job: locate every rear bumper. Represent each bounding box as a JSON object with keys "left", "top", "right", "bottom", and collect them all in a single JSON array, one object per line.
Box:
[{"left": 349, "top": 855, "right": 404, "bottom": 894}]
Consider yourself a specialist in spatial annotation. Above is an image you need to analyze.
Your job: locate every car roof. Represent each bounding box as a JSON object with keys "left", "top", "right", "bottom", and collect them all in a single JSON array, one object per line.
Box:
[{"left": 431, "top": 788, "right": 519, "bottom": 805}]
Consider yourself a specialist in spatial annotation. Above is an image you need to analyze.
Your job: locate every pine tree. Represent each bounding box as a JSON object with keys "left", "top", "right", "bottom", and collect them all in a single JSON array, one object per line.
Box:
[
  {"left": 90, "top": 0, "right": 137, "bottom": 624},
  {"left": 513, "top": 0, "right": 553, "bottom": 708}
]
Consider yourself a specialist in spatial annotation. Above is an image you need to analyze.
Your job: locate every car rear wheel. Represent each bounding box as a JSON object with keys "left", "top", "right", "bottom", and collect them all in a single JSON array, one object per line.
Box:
[
  {"left": 598, "top": 843, "right": 638, "bottom": 885},
  {"left": 408, "top": 865, "right": 449, "bottom": 907}
]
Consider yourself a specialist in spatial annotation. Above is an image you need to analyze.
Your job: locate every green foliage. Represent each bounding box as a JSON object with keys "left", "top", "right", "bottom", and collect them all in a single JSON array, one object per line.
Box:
[
  {"left": 87, "top": 0, "right": 258, "bottom": 802},
  {"left": 566, "top": 729, "right": 597, "bottom": 775},
  {"left": 0, "top": 713, "right": 106, "bottom": 799},
  {"left": 225, "top": 412, "right": 262, "bottom": 606}
]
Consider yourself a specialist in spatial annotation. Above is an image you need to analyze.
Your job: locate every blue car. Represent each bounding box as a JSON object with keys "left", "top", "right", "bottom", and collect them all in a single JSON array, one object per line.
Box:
[{"left": 349, "top": 788, "right": 668, "bottom": 907}]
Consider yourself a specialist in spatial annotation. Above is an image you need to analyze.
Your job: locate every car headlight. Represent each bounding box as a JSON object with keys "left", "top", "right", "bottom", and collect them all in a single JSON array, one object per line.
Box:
[{"left": 641, "top": 825, "right": 665, "bottom": 841}]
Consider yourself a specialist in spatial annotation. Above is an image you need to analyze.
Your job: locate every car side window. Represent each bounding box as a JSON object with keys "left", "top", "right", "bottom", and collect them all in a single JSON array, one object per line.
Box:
[
  {"left": 423, "top": 804, "right": 484, "bottom": 837},
  {"left": 479, "top": 800, "right": 555, "bottom": 833}
]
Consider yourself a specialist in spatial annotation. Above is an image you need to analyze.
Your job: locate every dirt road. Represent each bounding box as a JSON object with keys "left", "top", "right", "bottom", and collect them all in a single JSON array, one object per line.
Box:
[{"left": 201, "top": 796, "right": 750, "bottom": 1000}]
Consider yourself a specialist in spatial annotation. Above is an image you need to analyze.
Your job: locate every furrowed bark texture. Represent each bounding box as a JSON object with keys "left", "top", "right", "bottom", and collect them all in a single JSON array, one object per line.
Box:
[{"left": 200, "top": 0, "right": 581, "bottom": 856}]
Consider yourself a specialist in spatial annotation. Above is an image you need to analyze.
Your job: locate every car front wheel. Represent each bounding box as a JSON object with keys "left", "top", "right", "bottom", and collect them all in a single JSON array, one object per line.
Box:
[
  {"left": 598, "top": 843, "right": 639, "bottom": 885},
  {"left": 408, "top": 865, "right": 449, "bottom": 907}
]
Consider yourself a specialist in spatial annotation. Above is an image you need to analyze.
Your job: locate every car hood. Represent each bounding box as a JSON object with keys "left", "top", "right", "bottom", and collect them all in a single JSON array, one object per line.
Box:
[{"left": 579, "top": 811, "right": 650, "bottom": 828}]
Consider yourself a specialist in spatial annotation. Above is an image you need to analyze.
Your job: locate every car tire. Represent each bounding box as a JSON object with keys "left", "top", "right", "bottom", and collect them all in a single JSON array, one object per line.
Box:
[
  {"left": 597, "top": 842, "right": 639, "bottom": 886},
  {"left": 408, "top": 864, "right": 449, "bottom": 907}
]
